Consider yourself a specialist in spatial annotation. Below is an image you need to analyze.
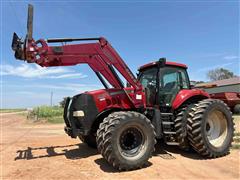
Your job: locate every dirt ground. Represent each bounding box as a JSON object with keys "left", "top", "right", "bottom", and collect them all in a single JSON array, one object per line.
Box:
[{"left": 1, "top": 113, "right": 239, "bottom": 180}]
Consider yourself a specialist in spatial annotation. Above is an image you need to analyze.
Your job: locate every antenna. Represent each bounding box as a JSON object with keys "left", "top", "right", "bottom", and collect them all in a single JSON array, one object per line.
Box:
[{"left": 27, "top": 4, "right": 33, "bottom": 40}]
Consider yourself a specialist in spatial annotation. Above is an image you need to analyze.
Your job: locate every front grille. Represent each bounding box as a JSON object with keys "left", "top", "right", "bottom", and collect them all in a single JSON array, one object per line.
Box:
[{"left": 63, "top": 93, "right": 99, "bottom": 137}]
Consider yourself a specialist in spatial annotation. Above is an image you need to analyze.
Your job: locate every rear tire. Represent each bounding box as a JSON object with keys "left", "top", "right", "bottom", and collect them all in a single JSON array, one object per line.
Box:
[
  {"left": 187, "top": 99, "right": 234, "bottom": 158},
  {"left": 174, "top": 104, "right": 194, "bottom": 150},
  {"left": 96, "top": 111, "right": 156, "bottom": 171},
  {"left": 233, "top": 104, "right": 240, "bottom": 114}
]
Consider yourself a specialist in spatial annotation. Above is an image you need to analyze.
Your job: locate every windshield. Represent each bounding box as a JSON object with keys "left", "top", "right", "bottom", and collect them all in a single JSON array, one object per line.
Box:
[{"left": 159, "top": 67, "right": 189, "bottom": 89}]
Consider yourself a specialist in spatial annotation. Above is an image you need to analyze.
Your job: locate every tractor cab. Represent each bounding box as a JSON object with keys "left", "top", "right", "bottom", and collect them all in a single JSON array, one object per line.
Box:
[{"left": 138, "top": 58, "right": 190, "bottom": 108}]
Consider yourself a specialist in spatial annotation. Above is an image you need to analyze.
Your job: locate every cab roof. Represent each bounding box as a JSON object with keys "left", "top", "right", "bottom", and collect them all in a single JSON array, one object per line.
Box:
[{"left": 138, "top": 61, "right": 187, "bottom": 71}]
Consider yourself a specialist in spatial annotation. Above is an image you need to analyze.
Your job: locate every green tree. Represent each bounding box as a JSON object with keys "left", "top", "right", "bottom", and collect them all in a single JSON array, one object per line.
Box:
[
  {"left": 59, "top": 97, "right": 68, "bottom": 108},
  {"left": 207, "top": 68, "right": 236, "bottom": 81}
]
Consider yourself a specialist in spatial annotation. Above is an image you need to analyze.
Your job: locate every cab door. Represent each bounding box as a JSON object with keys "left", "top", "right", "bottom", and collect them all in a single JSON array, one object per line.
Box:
[
  {"left": 158, "top": 66, "right": 190, "bottom": 106},
  {"left": 138, "top": 67, "right": 158, "bottom": 106}
]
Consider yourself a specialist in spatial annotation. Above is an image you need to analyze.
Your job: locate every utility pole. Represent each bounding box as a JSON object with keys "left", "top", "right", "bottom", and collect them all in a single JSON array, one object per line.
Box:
[{"left": 50, "top": 91, "right": 53, "bottom": 106}]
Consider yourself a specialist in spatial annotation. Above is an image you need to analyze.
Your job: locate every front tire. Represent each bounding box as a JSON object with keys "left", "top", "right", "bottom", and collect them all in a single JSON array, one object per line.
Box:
[
  {"left": 187, "top": 99, "right": 234, "bottom": 158},
  {"left": 96, "top": 111, "right": 156, "bottom": 171},
  {"left": 79, "top": 133, "right": 97, "bottom": 148}
]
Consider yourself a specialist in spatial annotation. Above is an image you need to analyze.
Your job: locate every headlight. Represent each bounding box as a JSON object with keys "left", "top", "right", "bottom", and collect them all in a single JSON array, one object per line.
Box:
[{"left": 73, "top": 110, "right": 85, "bottom": 117}]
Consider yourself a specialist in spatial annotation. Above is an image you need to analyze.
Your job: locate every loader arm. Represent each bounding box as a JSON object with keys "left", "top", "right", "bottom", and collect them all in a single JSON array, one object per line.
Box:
[
  {"left": 12, "top": 36, "right": 145, "bottom": 108},
  {"left": 11, "top": 4, "right": 145, "bottom": 108}
]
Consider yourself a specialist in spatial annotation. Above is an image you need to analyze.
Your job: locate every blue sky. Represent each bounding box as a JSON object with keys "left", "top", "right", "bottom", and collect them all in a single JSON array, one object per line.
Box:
[{"left": 1, "top": 1, "right": 239, "bottom": 108}]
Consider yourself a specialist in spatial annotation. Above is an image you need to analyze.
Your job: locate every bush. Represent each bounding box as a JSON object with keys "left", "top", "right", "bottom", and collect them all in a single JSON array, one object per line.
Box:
[{"left": 32, "top": 106, "right": 64, "bottom": 123}]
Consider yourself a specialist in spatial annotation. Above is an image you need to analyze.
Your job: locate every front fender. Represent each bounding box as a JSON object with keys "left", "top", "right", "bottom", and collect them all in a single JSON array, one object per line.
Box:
[{"left": 172, "top": 89, "right": 209, "bottom": 109}]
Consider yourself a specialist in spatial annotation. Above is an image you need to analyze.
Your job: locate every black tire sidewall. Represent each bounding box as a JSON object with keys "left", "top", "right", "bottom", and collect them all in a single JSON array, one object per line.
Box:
[
  {"left": 181, "top": 104, "right": 195, "bottom": 136},
  {"left": 110, "top": 114, "right": 155, "bottom": 166}
]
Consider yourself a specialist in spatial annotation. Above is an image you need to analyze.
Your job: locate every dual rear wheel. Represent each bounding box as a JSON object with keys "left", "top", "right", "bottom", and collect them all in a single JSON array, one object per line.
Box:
[
  {"left": 175, "top": 99, "right": 233, "bottom": 157},
  {"left": 187, "top": 99, "right": 234, "bottom": 157}
]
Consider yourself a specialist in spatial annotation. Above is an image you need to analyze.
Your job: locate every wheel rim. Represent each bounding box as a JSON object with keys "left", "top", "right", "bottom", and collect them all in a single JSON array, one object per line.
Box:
[
  {"left": 119, "top": 127, "right": 145, "bottom": 157},
  {"left": 206, "top": 110, "right": 228, "bottom": 148}
]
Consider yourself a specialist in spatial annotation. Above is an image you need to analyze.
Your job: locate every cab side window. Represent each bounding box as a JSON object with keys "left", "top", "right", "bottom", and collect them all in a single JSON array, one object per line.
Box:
[
  {"left": 180, "top": 70, "right": 189, "bottom": 89},
  {"left": 139, "top": 68, "right": 157, "bottom": 88},
  {"left": 139, "top": 68, "right": 158, "bottom": 105}
]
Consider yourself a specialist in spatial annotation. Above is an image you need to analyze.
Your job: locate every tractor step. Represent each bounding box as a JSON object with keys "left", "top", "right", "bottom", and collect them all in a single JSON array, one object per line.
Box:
[
  {"left": 166, "top": 142, "right": 179, "bottom": 145},
  {"left": 161, "top": 112, "right": 174, "bottom": 127},
  {"left": 161, "top": 112, "right": 180, "bottom": 146},
  {"left": 160, "top": 112, "right": 174, "bottom": 121},
  {"left": 163, "top": 131, "right": 176, "bottom": 135},
  {"left": 162, "top": 121, "right": 174, "bottom": 125},
  {"left": 160, "top": 112, "right": 173, "bottom": 116}
]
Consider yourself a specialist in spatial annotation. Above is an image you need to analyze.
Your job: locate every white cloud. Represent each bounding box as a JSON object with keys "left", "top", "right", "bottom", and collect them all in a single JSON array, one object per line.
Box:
[
  {"left": 6, "top": 83, "right": 103, "bottom": 94},
  {"left": 48, "top": 73, "right": 87, "bottom": 79},
  {"left": 193, "top": 53, "right": 239, "bottom": 61},
  {"left": 17, "top": 91, "right": 36, "bottom": 95},
  {"left": 1, "top": 64, "right": 87, "bottom": 79},
  {"left": 3, "top": 82, "right": 104, "bottom": 108},
  {"left": 31, "top": 83, "right": 103, "bottom": 93},
  {"left": 223, "top": 55, "right": 239, "bottom": 60}
]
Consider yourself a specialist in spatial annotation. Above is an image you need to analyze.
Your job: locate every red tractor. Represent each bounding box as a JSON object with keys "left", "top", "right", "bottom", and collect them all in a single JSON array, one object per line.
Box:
[{"left": 12, "top": 5, "right": 234, "bottom": 170}]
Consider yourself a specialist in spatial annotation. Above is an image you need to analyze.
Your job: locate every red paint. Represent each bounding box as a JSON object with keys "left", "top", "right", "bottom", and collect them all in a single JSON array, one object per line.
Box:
[
  {"left": 139, "top": 61, "right": 187, "bottom": 71},
  {"left": 172, "top": 89, "right": 209, "bottom": 109},
  {"left": 22, "top": 38, "right": 145, "bottom": 109},
  {"left": 166, "top": 62, "right": 187, "bottom": 68},
  {"left": 86, "top": 88, "right": 136, "bottom": 112},
  {"left": 15, "top": 34, "right": 210, "bottom": 113}
]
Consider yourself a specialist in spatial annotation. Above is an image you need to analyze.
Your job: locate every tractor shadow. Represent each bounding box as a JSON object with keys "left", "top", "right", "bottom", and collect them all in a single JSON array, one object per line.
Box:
[
  {"left": 153, "top": 142, "right": 177, "bottom": 159},
  {"left": 15, "top": 143, "right": 98, "bottom": 161},
  {"left": 94, "top": 141, "right": 204, "bottom": 173},
  {"left": 94, "top": 158, "right": 153, "bottom": 172},
  {"left": 154, "top": 140, "right": 205, "bottom": 160},
  {"left": 94, "top": 141, "right": 205, "bottom": 173},
  {"left": 15, "top": 141, "right": 205, "bottom": 173}
]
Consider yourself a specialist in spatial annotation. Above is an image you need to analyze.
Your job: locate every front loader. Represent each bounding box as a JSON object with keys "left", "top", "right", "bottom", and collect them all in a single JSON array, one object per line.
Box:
[{"left": 11, "top": 5, "right": 234, "bottom": 170}]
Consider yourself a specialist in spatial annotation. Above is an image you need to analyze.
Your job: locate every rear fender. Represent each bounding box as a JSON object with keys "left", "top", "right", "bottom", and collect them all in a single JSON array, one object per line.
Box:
[{"left": 172, "top": 89, "right": 209, "bottom": 109}]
